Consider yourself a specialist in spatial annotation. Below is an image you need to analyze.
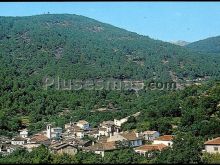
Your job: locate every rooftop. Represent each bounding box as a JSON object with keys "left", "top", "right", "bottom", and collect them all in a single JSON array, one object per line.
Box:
[
  {"left": 134, "top": 143, "right": 167, "bottom": 152},
  {"left": 12, "top": 137, "right": 27, "bottom": 141},
  {"left": 77, "top": 120, "right": 89, "bottom": 125},
  {"left": 154, "top": 135, "right": 174, "bottom": 141},
  {"left": 143, "top": 131, "right": 158, "bottom": 135},
  {"left": 50, "top": 142, "right": 76, "bottom": 150},
  {"left": 120, "top": 132, "right": 141, "bottom": 141},
  {"left": 30, "top": 134, "right": 49, "bottom": 143},
  {"left": 85, "top": 141, "right": 116, "bottom": 151},
  {"left": 205, "top": 137, "right": 220, "bottom": 145}
]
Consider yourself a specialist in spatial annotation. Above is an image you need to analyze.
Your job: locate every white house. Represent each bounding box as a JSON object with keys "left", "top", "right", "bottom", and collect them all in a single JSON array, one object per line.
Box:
[
  {"left": 46, "top": 124, "right": 62, "bottom": 139},
  {"left": 98, "top": 128, "right": 108, "bottom": 136},
  {"left": 65, "top": 125, "right": 85, "bottom": 139},
  {"left": 100, "top": 121, "right": 115, "bottom": 136},
  {"left": 19, "top": 129, "right": 28, "bottom": 138},
  {"left": 114, "top": 118, "right": 128, "bottom": 127},
  {"left": 142, "top": 131, "right": 160, "bottom": 141},
  {"left": 107, "top": 131, "right": 142, "bottom": 147},
  {"left": 76, "top": 120, "right": 90, "bottom": 130},
  {"left": 74, "top": 130, "right": 85, "bottom": 139},
  {"left": 11, "top": 137, "right": 27, "bottom": 146},
  {"left": 134, "top": 143, "right": 167, "bottom": 157},
  {"left": 204, "top": 137, "right": 220, "bottom": 154},
  {"left": 153, "top": 135, "right": 174, "bottom": 147}
]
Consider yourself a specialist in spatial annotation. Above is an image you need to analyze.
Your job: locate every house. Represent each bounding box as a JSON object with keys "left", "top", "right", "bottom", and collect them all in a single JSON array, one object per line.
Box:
[
  {"left": 204, "top": 137, "right": 220, "bottom": 154},
  {"left": 0, "top": 136, "right": 11, "bottom": 144},
  {"left": 76, "top": 120, "right": 90, "bottom": 131},
  {"left": 64, "top": 138, "right": 92, "bottom": 148},
  {"left": 153, "top": 135, "right": 174, "bottom": 147},
  {"left": 25, "top": 133, "right": 50, "bottom": 151},
  {"left": 98, "top": 128, "right": 108, "bottom": 137},
  {"left": 83, "top": 141, "right": 117, "bottom": 157},
  {"left": 86, "top": 128, "right": 99, "bottom": 138},
  {"left": 49, "top": 142, "right": 78, "bottom": 155},
  {"left": 65, "top": 125, "right": 85, "bottom": 139},
  {"left": 28, "top": 133, "right": 49, "bottom": 144},
  {"left": 114, "top": 118, "right": 128, "bottom": 127},
  {"left": 142, "top": 131, "right": 160, "bottom": 141},
  {"left": 19, "top": 129, "right": 28, "bottom": 138},
  {"left": 107, "top": 131, "right": 143, "bottom": 147},
  {"left": 0, "top": 144, "right": 21, "bottom": 155},
  {"left": 134, "top": 144, "right": 167, "bottom": 157},
  {"left": 100, "top": 121, "right": 115, "bottom": 136},
  {"left": 46, "top": 124, "right": 62, "bottom": 139},
  {"left": 64, "top": 122, "right": 75, "bottom": 129},
  {"left": 11, "top": 137, "right": 27, "bottom": 145},
  {"left": 113, "top": 112, "right": 140, "bottom": 127}
]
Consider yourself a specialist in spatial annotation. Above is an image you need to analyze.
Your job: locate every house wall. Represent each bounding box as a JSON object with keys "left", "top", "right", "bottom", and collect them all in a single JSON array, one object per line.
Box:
[
  {"left": 134, "top": 149, "right": 146, "bottom": 156},
  {"left": 130, "top": 139, "right": 142, "bottom": 147},
  {"left": 23, "top": 143, "right": 40, "bottom": 152},
  {"left": 11, "top": 141, "right": 25, "bottom": 145},
  {"left": 205, "top": 145, "right": 220, "bottom": 154},
  {"left": 99, "top": 130, "right": 108, "bottom": 136},
  {"left": 20, "top": 131, "right": 28, "bottom": 138},
  {"left": 144, "top": 132, "right": 160, "bottom": 141},
  {"left": 107, "top": 134, "right": 125, "bottom": 142},
  {"left": 153, "top": 140, "right": 173, "bottom": 147},
  {"left": 76, "top": 132, "right": 84, "bottom": 138},
  {"left": 57, "top": 146, "right": 78, "bottom": 155},
  {"left": 94, "top": 150, "right": 105, "bottom": 157},
  {"left": 114, "top": 118, "right": 128, "bottom": 127},
  {"left": 77, "top": 123, "right": 90, "bottom": 130}
]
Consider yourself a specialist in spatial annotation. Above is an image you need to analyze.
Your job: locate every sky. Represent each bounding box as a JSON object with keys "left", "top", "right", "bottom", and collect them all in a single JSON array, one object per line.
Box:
[{"left": 0, "top": 2, "right": 220, "bottom": 42}]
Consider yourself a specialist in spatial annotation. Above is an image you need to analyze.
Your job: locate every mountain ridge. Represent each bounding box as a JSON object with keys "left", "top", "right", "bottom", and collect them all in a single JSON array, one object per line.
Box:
[{"left": 186, "top": 35, "right": 220, "bottom": 53}]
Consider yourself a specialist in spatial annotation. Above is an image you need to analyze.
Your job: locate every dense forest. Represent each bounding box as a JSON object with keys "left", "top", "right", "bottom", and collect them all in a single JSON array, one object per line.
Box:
[
  {"left": 186, "top": 36, "right": 220, "bottom": 54},
  {"left": 0, "top": 14, "right": 220, "bottom": 163},
  {"left": 0, "top": 14, "right": 220, "bottom": 136}
]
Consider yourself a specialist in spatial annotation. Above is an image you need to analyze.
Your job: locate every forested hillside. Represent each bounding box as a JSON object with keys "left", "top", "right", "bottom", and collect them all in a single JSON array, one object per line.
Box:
[
  {"left": 0, "top": 14, "right": 220, "bottom": 136},
  {"left": 186, "top": 36, "right": 220, "bottom": 54}
]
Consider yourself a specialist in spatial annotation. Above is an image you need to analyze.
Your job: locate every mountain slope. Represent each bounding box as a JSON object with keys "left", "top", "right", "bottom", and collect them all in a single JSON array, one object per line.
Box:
[
  {"left": 1, "top": 14, "right": 220, "bottom": 83},
  {"left": 186, "top": 36, "right": 220, "bottom": 53},
  {"left": 170, "top": 40, "right": 190, "bottom": 46},
  {"left": 1, "top": 14, "right": 220, "bottom": 135}
]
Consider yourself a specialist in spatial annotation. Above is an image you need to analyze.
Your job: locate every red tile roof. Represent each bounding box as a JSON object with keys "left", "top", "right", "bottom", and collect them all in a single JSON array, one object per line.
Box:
[
  {"left": 135, "top": 143, "right": 167, "bottom": 152},
  {"left": 154, "top": 135, "right": 174, "bottom": 141},
  {"left": 205, "top": 137, "right": 220, "bottom": 145},
  {"left": 30, "top": 134, "right": 49, "bottom": 143}
]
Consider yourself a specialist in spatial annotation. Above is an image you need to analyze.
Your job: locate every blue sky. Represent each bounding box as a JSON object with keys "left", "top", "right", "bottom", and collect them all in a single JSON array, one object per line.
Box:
[{"left": 0, "top": 2, "right": 220, "bottom": 42}]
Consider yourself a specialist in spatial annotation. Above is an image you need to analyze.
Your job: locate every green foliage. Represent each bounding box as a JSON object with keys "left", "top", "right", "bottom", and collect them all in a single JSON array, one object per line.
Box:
[
  {"left": 102, "top": 148, "right": 146, "bottom": 164},
  {"left": 202, "top": 152, "right": 220, "bottom": 164},
  {"left": 154, "top": 132, "right": 203, "bottom": 164},
  {"left": 186, "top": 36, "right": 220, "bottom": 54}
]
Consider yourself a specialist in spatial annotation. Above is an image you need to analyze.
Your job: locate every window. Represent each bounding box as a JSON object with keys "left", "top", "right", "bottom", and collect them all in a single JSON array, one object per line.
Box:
[{"left": 214, "top": 147, "right": 218, "bottom": 151}]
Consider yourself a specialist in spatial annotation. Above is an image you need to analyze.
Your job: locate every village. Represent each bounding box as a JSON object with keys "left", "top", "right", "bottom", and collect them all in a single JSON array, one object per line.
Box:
[{"left": 0, "top": 111, "right": 219, "bottom": 159}]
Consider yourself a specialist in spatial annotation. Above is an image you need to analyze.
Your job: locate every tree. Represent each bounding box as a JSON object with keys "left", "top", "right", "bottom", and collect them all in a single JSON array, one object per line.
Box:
[{"left": 154, "top": 132, "right": 203, "bottom": 164}]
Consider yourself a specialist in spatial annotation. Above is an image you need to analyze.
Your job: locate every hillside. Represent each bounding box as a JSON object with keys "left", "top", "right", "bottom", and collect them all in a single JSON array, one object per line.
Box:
[
  {"left": 186, "top": 36, "right": 220, "bottom": 54},
  {"left": 1, "top": 14, "right": 220, "bottom": 136},
  {"left": 170, "top": 40, "right": 190, "bottom": 46},
  {"left": 1, "top": 14, "right": 220, "bottom": 83}
]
